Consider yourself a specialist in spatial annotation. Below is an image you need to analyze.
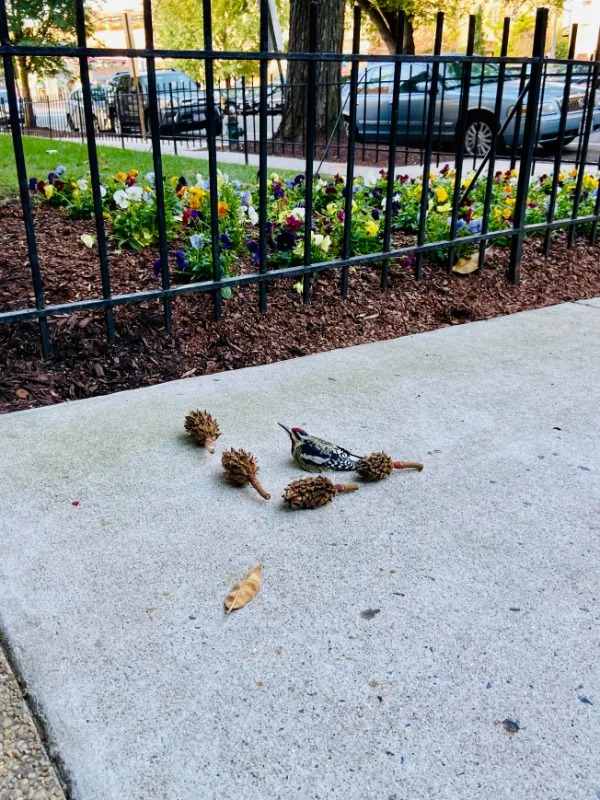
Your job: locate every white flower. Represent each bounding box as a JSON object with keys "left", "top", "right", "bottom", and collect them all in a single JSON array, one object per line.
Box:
[
  {"left": 55, "top": 164, "right": 66, "bottom": 176},
  {"left": 113, "top": 189, "right": 129, "bottom": 209},
  {"left": 145, "top": 172, "right": 155, "bottom": 187},
  {"left": 126, "top": 185, "right": 143, "bottom": 202},
  {"left": 291, "top": 207, "right": 305, "bottom": 220},
  {"left": 76, "top": 179, "right": 88, "bottom": 191},
  {"left": 99, "top": 185, "right": 107, "bottom": 198},
  {"left": 248, "top": 205, "right": 258, "bottom": 225}
]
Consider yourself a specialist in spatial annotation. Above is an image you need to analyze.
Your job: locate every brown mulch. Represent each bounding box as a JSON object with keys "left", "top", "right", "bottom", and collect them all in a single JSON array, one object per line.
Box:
[{"left": 1, "top": 202, "right": 600, "bottom": 415}]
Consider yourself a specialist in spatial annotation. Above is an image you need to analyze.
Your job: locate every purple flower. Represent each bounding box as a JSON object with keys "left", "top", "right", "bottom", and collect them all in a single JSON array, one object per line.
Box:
[
  {"left": 286, "top": 215, "right": 303, "bottom": 232},
  {"left": 292, "top": 174, "right": 305, "bottom": 186},
  {"left": 325, "top": 183, "right": 337, "bottom": 195},
  {"left": 467, "top": 218, "right": 482, "bottom": 234},
  {"left": 177, "top": 176, "right": 187, "bottom": 190},
  {"left": 273, "top": 182, "right": 285, "bottom": 200},
  {"left": 275, "top": 230, "right": 297, "bottom": 251},
  {"left": 175, "top": 250, "right": 188, "bottom": 270},
  {"left": 371, "top": 208, "right": 380, "bottom": 220},
  {"left": 391, "top": 200, "right": 400, "bottom": 213},
  {"left": 47, "top": 172, "right": 59, "bottom": 182},
  {"left": 247, "top": 240, "right": 260, "bottom": 262},
  {"left": 324, "top": 223, "right": 333, "bottom": 235},
  {"left": 152, "top": 258, "right": 162, "bottom": 277},
  {"left": 28, "top": 177, "right": 37, "bottom": 192},
  {"left": 220, "top": 233, "right": 232, "bottom": 250},
  {"left": 337, "top": 211, "right": 345, "bottom": 223},
  {"left": 372, "top": 187, "right": 383, "bottom": 200},
  {"left": 397, "top": 254, "right": 415, "bottom": 267}
]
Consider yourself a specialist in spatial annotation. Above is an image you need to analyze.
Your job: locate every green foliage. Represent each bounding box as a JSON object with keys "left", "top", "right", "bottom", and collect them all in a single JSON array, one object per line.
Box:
[
  {"left": 25, "top": 150, "right": 600, "bottom": 278},
  {"left": 153, "top": 0, "right": 288, "bottom": 82}
]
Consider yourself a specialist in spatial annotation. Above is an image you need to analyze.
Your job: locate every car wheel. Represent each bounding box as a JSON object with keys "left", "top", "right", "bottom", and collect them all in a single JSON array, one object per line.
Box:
[
  {"left": 66, "top": 113, "right": 78, "bottom": 132},
  {"left": 343, "top": 117, "right": 361, "bottom": 143},
  {"left": 463, "top": 114, "right": 495, "bottom": 157}
]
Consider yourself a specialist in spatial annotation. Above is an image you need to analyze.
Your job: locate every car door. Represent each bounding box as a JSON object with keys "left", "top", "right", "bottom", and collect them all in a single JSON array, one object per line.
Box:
[
  {"left": 395, "top": 63, "right": 433, "bottom": 141},
  {"left": 115, "top": 75, "right": 137, "bottom": 128},
  {"left": 354, "top": 65, "right": 394, "bottom": 141}
]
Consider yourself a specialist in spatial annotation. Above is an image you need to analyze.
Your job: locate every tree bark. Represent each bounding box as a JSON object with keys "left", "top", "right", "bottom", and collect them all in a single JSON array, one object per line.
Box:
[
  {"left": 280, "top": 0, "right": 345, "bottom": 142},
  {"left": 16, "top": 56, "right": 36, "bottom": 128}
]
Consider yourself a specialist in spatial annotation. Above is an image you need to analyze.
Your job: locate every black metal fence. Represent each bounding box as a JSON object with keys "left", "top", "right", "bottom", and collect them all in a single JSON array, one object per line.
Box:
[{"left": 1, "top": 0, "right": 600, "bottom": 357}]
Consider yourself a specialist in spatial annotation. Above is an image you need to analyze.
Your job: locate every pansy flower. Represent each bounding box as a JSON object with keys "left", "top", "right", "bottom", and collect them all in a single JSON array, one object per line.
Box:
[
  {"left": 246, "top": 240, "right": 260, "bottom": 262},
  {"left": 220, "top": 233, "right": 232, "bottom": 250},
  {"left": 175, "top": 250, "right": 188, "bottom": 269},
  {"left": 276, "top": 230, "right": 296, "bottom": 251}
]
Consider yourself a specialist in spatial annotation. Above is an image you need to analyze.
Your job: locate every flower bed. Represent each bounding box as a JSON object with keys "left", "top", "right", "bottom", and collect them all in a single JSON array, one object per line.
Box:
[{"left": 28, "top": 162, "right": 600, "bottom": 291}]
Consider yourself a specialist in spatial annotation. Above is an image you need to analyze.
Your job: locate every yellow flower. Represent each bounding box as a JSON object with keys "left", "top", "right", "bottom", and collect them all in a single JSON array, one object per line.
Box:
[
  {"left": 71, "top": 181, "right": 78, "bottom": 189},
  {"left": 505, "top": 197, "right": 516, "bottom": 207},
  {"left": 583, "top": 175, "right": 598, "bottom": 191},
  {"left": 436, "top": 187, "right": 449, "bottom": 203},
  {"left": 189, "top": 196, "right": 200, "bottom": 210},
  {"left": 502, "top": 208, "right": 512, "bottom": 219},
  {"left": 558, "top": 172, "right": 565, "bottom": 182},
  {"left": 326, "top": 202, "right": 337, "bottom": 216},
  {"left": 503, "top": 186, "right": 512, "bottom": 194},
  {"left": 569, "top": 168, "right": 577, "bottom": 178},
  {"left": 128, "top": 169, "right": 139, "bottom": 178},
  {"left": 437, "top": 202, "right": 451, "bottom": 213},
  {"left": 365, "top": 220, "right": 379, "bottom": 236},
  {"left": 510, "top": 169, "right": 518, "bottom": 178},
  {"left": 217, "top": 201, "right": 229, "bottom": 217},
  {"left": 44, "top": 184, "right": 54, "bottom": 198},
  {"left": 115, "top": 172, "right": 127, "bottom": 182},
  {"left": 144, "top": 186, "right": 153, "bottom": 194},
  {"left": 169, "top": 176, "right": 179, "bottom": 187}
]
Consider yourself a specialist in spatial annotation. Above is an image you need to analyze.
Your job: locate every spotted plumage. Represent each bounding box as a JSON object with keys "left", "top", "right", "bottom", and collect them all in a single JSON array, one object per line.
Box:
[{"left": 278, "top": 423, "right": 362, "bottom": 472}]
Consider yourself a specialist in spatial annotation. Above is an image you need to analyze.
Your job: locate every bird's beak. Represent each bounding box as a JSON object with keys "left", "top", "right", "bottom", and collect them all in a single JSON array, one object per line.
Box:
[{"left": 278, "top": 422, "right": 291, "bottom": 436}]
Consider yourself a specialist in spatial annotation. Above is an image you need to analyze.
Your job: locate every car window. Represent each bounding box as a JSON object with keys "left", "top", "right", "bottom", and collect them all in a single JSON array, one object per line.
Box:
[{"left": 358, "top": 66, "right": 395, "bottom": 94}]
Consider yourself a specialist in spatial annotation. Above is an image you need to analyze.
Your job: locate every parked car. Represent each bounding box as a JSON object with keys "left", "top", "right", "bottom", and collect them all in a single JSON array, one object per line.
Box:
[
  {"left": 0, "top": 88, "right": 24, "bottom": 126},
  {"left": 107, "top": 69, "right": 223, "bottom": 135},
  {"left": 66, "top": 87, "right": 113, "bottom": 133},
  {"left": 220, "top": 80, "right": 285, "bottom": 115},
  {"left": 343, "top": 61, "right": 600, "bottom": 156}
]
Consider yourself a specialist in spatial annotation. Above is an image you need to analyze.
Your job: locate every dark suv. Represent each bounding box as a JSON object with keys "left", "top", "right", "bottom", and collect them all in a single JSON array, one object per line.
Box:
[{"left": 107, "top": 69, "right": 223, "bottom": 135}]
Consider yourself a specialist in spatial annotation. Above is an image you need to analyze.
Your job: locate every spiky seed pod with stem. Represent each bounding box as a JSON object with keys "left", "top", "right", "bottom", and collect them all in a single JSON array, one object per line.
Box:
[
  {"left": 221, "top": 448, "right": 271, "bottom": 500},
  {"left": 184, "top": 409, "right": 221, "bottom": 453},
  {"left": 356, "top": 451, "right": 424, "bottom": 482},
  {"left": 283, "top": 476, "right": 359, "bottom": 510}
]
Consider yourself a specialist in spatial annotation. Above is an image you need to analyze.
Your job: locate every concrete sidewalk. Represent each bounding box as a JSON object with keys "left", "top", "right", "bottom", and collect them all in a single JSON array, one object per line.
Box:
[{"left": 1, "top": 300, "right": 599, "bottom": 799}]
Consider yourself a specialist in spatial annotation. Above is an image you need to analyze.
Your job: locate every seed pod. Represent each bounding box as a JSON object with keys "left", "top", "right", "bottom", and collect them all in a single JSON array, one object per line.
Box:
[
  {"left": 222, "top": 448, "right": 270, "bottom": 500},
  {"left": 283, "top": 476, "right": 358, "bottom": 510},
  {"left": 184, "top": 409, "right": 221, "bottom": 453},
  {"left": 357, "top": 451, "right": 423, "bottom": 481}
]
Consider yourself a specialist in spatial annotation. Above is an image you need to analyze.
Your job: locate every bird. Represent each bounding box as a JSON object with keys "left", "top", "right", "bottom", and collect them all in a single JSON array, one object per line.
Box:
[{"left": 278, "top": 423, "right": 363, "bottom": 472}]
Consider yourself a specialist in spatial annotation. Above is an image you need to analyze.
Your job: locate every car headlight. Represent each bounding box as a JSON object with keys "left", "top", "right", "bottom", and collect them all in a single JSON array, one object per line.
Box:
[{"left": 508, "top": 101, "right": 558, "bottom": 117}]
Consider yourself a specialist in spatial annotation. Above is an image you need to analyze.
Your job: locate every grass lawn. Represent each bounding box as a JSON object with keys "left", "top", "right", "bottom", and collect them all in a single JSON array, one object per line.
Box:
[{"left": 0, "top": 135, "right": 297, "bottom": 195}]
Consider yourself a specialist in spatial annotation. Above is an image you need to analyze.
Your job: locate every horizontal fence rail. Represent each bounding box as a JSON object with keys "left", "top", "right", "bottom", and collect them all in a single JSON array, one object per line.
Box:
[{"left": 0, "top": 0, "right": 600, "bottom": 357}]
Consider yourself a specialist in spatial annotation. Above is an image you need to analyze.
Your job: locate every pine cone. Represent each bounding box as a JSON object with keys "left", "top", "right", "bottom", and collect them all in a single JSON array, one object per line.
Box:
[
  {"left": 221, "top": 448, "right": 270, "bottom": 500},
  {"left": 356, "top": 452, "right": 395, "bottom": 482},
  {"left": 357, "top": 451, "right": 424, "bottom": 480},
  {"left": 283, "top": 476, "right": 358, "bottom": 510},
  {"left": 184, "top": 409, "right": 221, "bottom": 453}
]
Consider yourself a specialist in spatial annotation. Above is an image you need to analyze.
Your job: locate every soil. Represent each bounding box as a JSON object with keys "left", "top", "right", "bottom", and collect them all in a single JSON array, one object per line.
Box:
[{"left": 1, "top": 202, "right": 600, "bottom": 415}]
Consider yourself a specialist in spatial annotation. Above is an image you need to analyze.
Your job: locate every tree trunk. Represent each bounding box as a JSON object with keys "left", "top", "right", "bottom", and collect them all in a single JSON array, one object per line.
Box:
[
  {"left": 280, "top": 0, "right": 345, "bottom": 142},
  {"left": 356, "top": 2, "right": 415, "bottom": 55},
  {"left": 16, "top": 56, "right": 36, "bottom": 128}
]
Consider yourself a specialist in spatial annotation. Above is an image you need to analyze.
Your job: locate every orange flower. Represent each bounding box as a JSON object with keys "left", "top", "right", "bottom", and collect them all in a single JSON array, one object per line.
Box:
[
  {"left": 189, "top": 196, "right": 200, "bottom": 210},
  {"left": 217, "top": 201, "right": 229, "bottom": 217},
  {"left": 128, "top": 169, "right": 139, "bottom": 178},
  {"left": 115, "top": 172, "right": 127, "bottom": 182}
]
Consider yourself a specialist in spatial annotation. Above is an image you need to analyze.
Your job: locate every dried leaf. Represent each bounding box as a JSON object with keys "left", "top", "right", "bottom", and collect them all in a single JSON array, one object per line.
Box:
[
  {"left": 225, "top": 564, "right": 262, "bottom": 614},
  {"left": 452, "top": 247, "right": 492, "bottom": 275},
  {"left": 15, "top": 388, "right": 29, "bottom": 399}
]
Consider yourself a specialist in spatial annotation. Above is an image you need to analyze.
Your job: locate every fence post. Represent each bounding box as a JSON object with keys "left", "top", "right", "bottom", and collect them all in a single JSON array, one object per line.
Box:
[
  {"left": 301, "top": 0, "right": 318, "bottom": 305},
  {"left": 257, "top": 0, "right": 269, "bottom": 312},
  {"left": 507, "top": 7, "right": 548, "bottom": 285},
  {"left": 0, "top": 0, "right": 51, "bottom": 356},
  {"left": 75, "top": 0, "right": 115, "bottom": 343},
  {"left": 340, "top": 2, "right": 362, "bottom": 297}
]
